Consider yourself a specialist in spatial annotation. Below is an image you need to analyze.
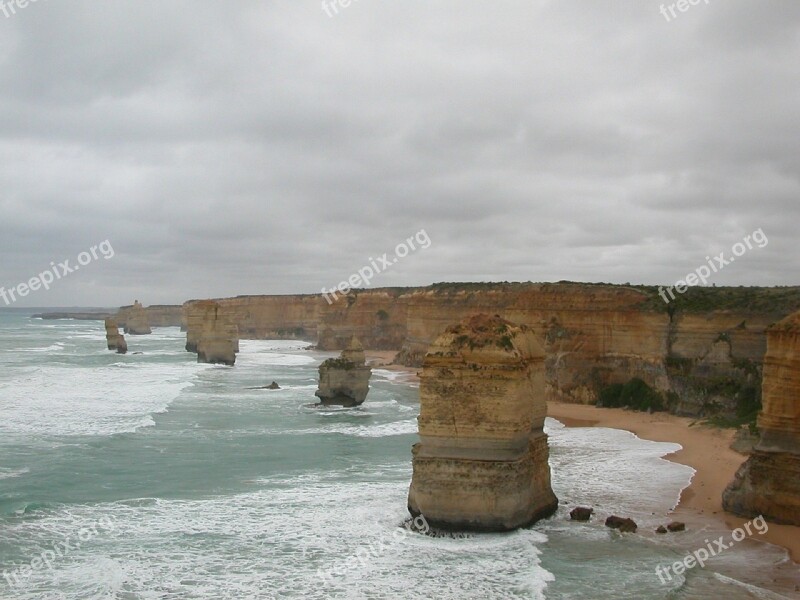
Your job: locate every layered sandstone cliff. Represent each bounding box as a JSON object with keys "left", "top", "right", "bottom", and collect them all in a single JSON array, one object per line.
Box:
[
  {"left": 184, "top": 295, "right": 321, "bottom": 344},
  {"left": 184, "top": 284, "right": 800, "bottom": 418},
  {"left": 407, "top": 314, "right": 558, "bottom": 531},
  {"left": 723, "top": 311, "right": 800, "bottom": 524},
  {"left": 193, "top": 301, "right": 239, "bottom": 366},
  {"left": 315, "top": 337, "right": 372, "bottom": 406},
  {"left": 122, "top": 301, "right": 152, "bottom": 335}
]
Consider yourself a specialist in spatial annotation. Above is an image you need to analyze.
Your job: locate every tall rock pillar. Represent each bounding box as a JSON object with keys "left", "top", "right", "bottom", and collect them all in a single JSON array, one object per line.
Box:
[{"left": 408, "top": 314, "right": 558, "bottom": 531}]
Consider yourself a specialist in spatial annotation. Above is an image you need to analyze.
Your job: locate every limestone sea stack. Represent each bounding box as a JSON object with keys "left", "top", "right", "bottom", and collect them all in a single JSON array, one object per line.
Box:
[
  {"left": 104, "top": 318, "right": 127, "bottom": 354},
  {"left": 124, "top": 301, "right": 152, "bottom": 335},
  {"left": 407, "top": 314, "right": 558, "bottom": 531},
  {"left": 105, "top": 317, "right": 121, "bottom": 350},
  {"left": 314, "top": 337, "right": 372, "bottom": 407},
  {"left": 723, "top": 311, "right": 800, "bottom": 524},
  {"left": 195, "top": 301, "right": 239, "bottom": 366}
]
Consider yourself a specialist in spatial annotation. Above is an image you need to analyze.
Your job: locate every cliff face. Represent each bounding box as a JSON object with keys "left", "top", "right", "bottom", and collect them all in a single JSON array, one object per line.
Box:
[
  {"left": 184, "top": 284, "right": 800, "bottom": 418},
  {"left": 407, "top": 314, "right": 557, "bottom": 531},
  {"left": 315, "top": 337, "right": 372, "bottom": 406},
  {"left": 213, "top": 295, "right": 321, "bottom": 340},
  {"left": 316, "top": 291, "right": 410, "bottom": 350},
  {"left": 723, "top": 311, "right": 800, "bottom": 525}
]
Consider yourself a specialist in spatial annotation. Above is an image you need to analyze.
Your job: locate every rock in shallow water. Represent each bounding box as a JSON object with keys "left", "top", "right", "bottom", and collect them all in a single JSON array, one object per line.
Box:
[
  {"left": 605, "top": 515, "right": 637, "bottom": 533},
  {"left": 315, "top": 337, "right": 372, "bottom": 407},
  {"left": 570, "top": 507, "right": 594, "bottom": 521}
]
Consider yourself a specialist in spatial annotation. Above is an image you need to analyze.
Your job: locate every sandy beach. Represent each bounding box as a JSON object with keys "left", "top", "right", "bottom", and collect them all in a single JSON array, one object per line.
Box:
[
  {"left": 547, "top": 401, "right": 800, "bottom": 564},
  {"left": 367, "top": 351, "right": 421, "bottom": 383}
]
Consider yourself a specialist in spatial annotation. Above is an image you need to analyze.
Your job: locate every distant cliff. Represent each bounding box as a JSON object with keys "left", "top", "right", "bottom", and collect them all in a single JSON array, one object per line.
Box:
[
  {"left": 185, "top": 283, "right": 800, "bottom": 419},
  {"left": 116, "top": 304, "right": 184, "bottom": 329}
]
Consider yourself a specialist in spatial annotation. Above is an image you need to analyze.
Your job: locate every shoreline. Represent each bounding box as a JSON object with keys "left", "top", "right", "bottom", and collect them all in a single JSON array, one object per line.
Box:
[
  {"left": 376, "top": 353, "right": 800, "bottom": 568},
  {"left": 547, "top": 401, "right": 800, "bottom": 565},
  {"left": 367, "top": 351, "right": 420, "bottom": 384}
]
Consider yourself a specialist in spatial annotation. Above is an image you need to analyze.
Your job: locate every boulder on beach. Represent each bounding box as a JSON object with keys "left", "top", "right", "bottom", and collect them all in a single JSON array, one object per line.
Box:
[{"left": 666, "top": 521, "right": 686, "bottom": 532}]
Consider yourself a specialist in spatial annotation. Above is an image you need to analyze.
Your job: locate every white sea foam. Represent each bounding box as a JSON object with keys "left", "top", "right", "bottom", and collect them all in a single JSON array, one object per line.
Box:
[
  {"left": 546, "top": 417, "right": 694, "bottom": 520},
  {"left": 0, "top": 466, "right": 30, "bottom": 479},
  {"left": 0, "top": 363, "right": 198, "bottom": 437},
  {"left": 2, "top": 480, "right": 553, "bottom": 600}
]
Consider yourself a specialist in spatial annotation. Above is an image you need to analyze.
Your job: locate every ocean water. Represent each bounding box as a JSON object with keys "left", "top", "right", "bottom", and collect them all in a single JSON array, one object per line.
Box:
[{"left": 0, "top": 311, "right": 798, "bottom": 599}]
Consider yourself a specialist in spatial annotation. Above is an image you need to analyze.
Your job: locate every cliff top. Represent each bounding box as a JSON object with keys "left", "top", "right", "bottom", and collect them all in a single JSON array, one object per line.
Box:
[
  {"left": 185, "top": 282, "right": 800, "bottom": 315},
  {"left": 769, "top": 309, "right": 800, "bottom": 332}
]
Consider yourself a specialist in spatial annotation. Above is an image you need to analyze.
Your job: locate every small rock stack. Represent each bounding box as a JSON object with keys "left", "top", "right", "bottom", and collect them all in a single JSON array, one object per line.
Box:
[
  {"left": 104, "top": 317, "right": 127, "bottom": 355},
  {"left": 315, "top": 337, "right": 372, "bottom": 407}
]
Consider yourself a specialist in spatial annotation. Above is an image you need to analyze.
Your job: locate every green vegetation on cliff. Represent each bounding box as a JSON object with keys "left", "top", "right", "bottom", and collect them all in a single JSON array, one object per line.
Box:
[{"left": 596, "top": 378, "right": 666, "bottom": 412}]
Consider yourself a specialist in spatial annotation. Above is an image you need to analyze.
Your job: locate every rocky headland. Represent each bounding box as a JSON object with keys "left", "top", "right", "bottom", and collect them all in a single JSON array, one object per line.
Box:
[{"left": 407, "top": 314, "right": 558, "bottom": 531}]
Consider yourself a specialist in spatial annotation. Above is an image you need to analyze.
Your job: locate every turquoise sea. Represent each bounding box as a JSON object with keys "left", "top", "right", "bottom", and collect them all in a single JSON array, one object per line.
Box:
[{"left": 0, "top": 310, "right": 798, "bottom": 599}]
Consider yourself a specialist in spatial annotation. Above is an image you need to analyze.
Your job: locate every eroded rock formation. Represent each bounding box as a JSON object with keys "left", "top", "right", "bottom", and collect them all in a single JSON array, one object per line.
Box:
[
  {"left": 103, "top": 318, "right": 128, "bottom": 354},
  {"left": 123, "top": 301, "right": 152, "bottom": 335},
  {"left": 315, "top": 337, "right": 372, "bottom": 406},
  {"left": 194, "top": 301, "right": 239, "bottom": 366},
  {"left": 723, "top": 311, "right": 800, "bottom": 524},
  {"left": 407, "top": 314, "right": 558, "bottom": 531},
  {"left": 105, "top": 318, "right": 122, "bottom": 350}
]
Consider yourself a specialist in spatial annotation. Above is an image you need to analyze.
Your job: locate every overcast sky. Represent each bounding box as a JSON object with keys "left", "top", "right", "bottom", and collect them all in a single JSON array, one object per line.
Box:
[{"left": 0, "top": 0, "right": 798, "bottom": 307}]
